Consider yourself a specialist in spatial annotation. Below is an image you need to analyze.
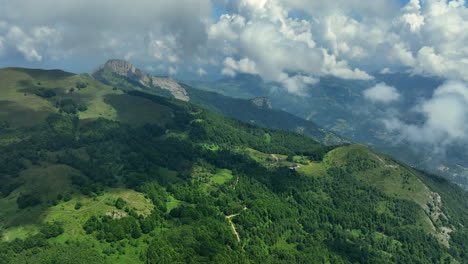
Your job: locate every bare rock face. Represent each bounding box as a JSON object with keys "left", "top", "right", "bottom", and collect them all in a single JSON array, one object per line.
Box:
[
  {"left": 95, "top": 59, "right": 189, "bottom": 101},
  {"left": 150, "top": 76, "right": 189, "bottom": 102},
  {"left": 94, "top": 59, "right": 150, "bottom": 85},
  {"left": 105, "top": 211, "right": 128, "bottom": 219},
  {"left": 94, "top": 59, "right": 136, "bottom": 76},
  {"left": 250, "top": 97, "right": 273, "bottom": 109}
]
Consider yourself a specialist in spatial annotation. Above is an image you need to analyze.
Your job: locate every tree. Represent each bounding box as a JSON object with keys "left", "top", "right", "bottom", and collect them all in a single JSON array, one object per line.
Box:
[
  {"left": 115, "top": 198, "right": 126, "bottom": 209},
  {"left": 17, "top": 193, "right": 41, "bottom": 209},
  {"left": 41, "top": 222, "right": 64, "bottom": 238}
]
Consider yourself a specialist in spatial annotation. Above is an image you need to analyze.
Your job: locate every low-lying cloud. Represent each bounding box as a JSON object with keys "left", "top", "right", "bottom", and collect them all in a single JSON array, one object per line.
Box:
[
  {"left": 222, "top": 57, "right": 258, "bottom": 77},
  {"left": 363, "top": 83, "right": 401, "bottom": 104},
  {"left": 383, "top": 81, "right": 468, "bottom": 152}
]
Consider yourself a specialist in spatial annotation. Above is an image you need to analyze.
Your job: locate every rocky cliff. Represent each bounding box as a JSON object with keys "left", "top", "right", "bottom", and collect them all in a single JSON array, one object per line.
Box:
[
  {"left": 94, "top": 59, "right": 189, "bottom": 101},
  {"left": 250, "top": 97, "right": 273, "bottom": 109}
]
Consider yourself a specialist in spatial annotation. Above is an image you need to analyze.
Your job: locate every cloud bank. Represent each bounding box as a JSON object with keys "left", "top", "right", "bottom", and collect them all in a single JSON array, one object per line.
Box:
[
  {"left": 0, "top": 0, "right": 212, "bottom": 73},
  {"left": 383, "top": 81, "right": 468, "bottom": 151},
  {"left": 1, "top": 0, "right": 468, "bottom": 95}
]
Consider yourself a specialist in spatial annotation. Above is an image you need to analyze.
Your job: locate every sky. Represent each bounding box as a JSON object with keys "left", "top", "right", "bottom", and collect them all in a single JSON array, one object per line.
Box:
[{"left": 1, "top": 0, "right": 468, "bottom": 91}]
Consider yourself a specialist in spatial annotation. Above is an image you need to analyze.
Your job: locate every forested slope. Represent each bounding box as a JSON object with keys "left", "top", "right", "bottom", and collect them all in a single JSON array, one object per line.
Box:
[
  {"left": 0, "top": 68, "right": 467, "bottom": 263},
  {"left": 93, "top": 60, "right": 346, "bottom": 145}
]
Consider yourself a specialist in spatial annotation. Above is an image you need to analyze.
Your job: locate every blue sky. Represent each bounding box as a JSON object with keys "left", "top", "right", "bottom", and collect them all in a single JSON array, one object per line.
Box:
[
  {"left": 399, "top": 0, "right": 410, "bottom": 5},
  {"left": 212, "top": 0, "right": 412, "bottom": 20}
]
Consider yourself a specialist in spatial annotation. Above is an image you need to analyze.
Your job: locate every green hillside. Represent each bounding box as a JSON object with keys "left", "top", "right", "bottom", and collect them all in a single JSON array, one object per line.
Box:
[
  {"left": 93, "top": 60, "right": 346, "bottom": 145},
  {"left": 189, "top": 74, "right": 468, "bottom": 188},
  {"left": 0, "top": 67, "right": 467, "bottom": 263}
]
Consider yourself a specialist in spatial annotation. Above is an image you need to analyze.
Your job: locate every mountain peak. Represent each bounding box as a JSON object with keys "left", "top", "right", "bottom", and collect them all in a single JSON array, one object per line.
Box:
[
  {"left": 250, "top": 97, "right": 272, "bottom": 109},
  {"left": 93, "top": 59, "right": 189, "bottom": 101},
  {"left": 93, "top": 59, "right": 140, "bottom": 76}
]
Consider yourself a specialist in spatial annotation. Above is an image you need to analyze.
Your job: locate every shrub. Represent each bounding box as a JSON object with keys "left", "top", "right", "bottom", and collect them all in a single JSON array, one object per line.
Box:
[
  {"left": 76, "top": 82, "right": 88, "bottom": 89},
  {"left": 115, "top": 198, "right": 126, "bottom": 210},
  {"left": 75, "top": 202, "right": 83, "bottom": 210},
  {"left": 40, "top": 222, "right": 64, "bottom": 238}
]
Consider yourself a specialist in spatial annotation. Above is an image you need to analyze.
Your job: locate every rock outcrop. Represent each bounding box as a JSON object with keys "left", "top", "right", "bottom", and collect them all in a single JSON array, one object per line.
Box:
[
  {"left": 94, "top": 59, "right": 189, "bottom": 101},
  {"left": 150, "top": 76, "right": 189, "bottom": 102},
  {"left": 250, "top": 97, "right": 272, "bottom": 109}
]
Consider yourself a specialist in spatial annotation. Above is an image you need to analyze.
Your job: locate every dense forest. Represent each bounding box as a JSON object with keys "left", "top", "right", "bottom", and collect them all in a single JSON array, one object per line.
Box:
[{"left": 0, "top": 68, "right": 467, "bottom": 263}]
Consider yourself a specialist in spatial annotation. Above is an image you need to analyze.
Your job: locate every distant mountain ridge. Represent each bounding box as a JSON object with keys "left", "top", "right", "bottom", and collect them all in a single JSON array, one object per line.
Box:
[{"left": 93, "top": 59, "right": 347, "bottom": 145}]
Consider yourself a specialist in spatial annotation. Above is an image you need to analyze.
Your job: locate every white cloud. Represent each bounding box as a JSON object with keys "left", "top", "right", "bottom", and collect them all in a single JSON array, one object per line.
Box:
[
  {"left": 270, "top": 0, "right": 468, "bottom": 83},
  {"left": 3, "top": 24, "right": 66, "bottom": 61},
  {"left": 320, "top": 14, "right": 387, "bottom": 60},
  {"left": 222, "top": 57, "right": 258, "bottom": 77},
  {"left": 323, "top": 52, "right": 374, "bottom": 80},
  {"left": 1, "top": 0, "right": 468, "bottom": 90},
  {"left": 0, "top": 0, "right": 212, "bottom": 68},
  {"left": 208, "top": 14, "right": 245, "bottom": 44},
  {"left": 147, "top": 34, "right": 181, "bottom": 64},
  {"left": 380, "top": 68, "right": 393, "bottom": 74},
  {"left": 5, "top": 26, "right": 44, "bottom": 61},
  {"left": 364, "top": 83, "right": 401, "bottom": 103},
  {"left": 210, "top": 1, "right": 373, "bottom": 94},
  {"left": 383, "top": 81, "right": 468, "bottom": 150},
  {"left": 278, "top": 73, "right": 318, "bottom": 95},
  {"left": 400, "top": 13, "right": 425, "bottom": 32},
  {"left": 404, "top": 0, "right": 422, "bottom": 12}
]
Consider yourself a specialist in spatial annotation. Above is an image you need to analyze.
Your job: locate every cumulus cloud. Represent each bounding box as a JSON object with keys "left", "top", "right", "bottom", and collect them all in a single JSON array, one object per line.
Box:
[
  {"left": 1, "top": 24, "right": 63, "bottom": 61},
  {"left": 2, "top": 0, "right": 468, "bottom": 95},
  {"left": 222, "top": 57, "right": 258, "bottom": 77},
  {"left": 210, "top": 0, "right": 373, "bottom": 95},
  {"left": 383, "top": 81, "right": 468, "bottom": 151},
  {"left": 0, "top": 0, "right": 211, "bottom": 69},
  {"left": 400, "top": 13, "right": 425, "bottom": 32},
  {"left": 364, "top": 83, "right": 401, "bottom": 103},
  {"left": 147, "top": 34, "right": 181, "bottom": 64},
  {"left": 265, "top": 0, "right": 468, "bottom": 84},
  {"left": 380, "top": 68, "right": 393, "bottom": 74},
  {"left": 278, "top": 73, "right": 318, "bottom": 95}
]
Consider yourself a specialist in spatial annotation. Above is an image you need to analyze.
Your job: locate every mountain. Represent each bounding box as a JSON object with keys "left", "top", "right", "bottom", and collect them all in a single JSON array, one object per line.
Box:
[
  {"left": 93, "top": 59, "right": 346, "bottom": 146},
  {"left": 189, "top": 74, "right": 468, "bottom": 188},
  {"left": 93, "top": 59, "right": 189, "bottom": 101},
  {"left": 0, "top": 66, "right": 467, "bottom": 263}
]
